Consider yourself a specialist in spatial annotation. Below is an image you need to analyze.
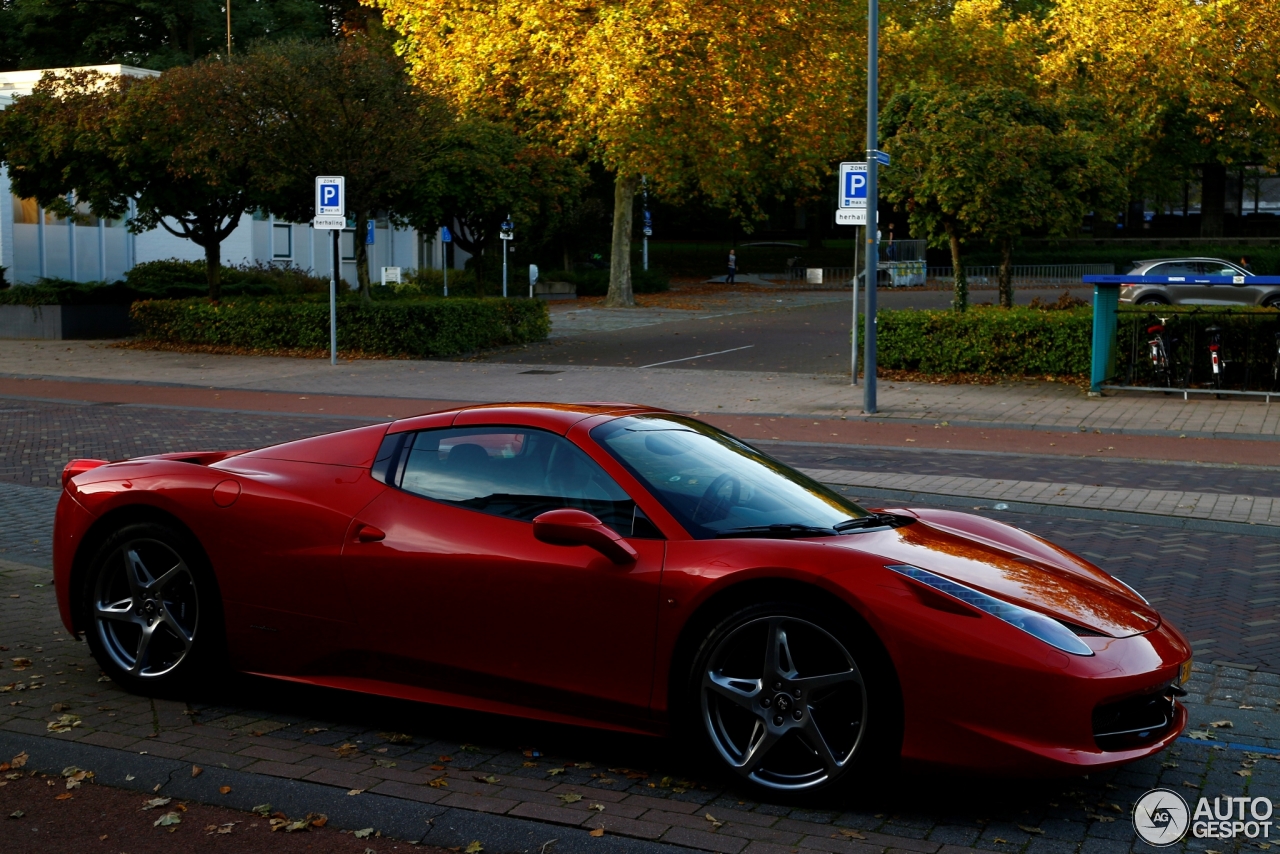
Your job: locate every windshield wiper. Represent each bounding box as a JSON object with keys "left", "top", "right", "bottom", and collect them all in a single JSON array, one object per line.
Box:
[
  {"left": 833, "top": 513, "right": 899, "bottom": 532},
  {"left": 713, "top": 524, "right": 836, "bottom": 539}
]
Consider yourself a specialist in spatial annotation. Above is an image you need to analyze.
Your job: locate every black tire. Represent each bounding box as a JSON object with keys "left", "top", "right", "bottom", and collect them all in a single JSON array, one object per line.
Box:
[
  {"left": 683, "top": 599, "right": 901, "bottom": 801},
  {"left": 1264, "top": 297, "right": 1280, "bottom": 310},
  {"left": 1136, "top": 296, "right": 1169, "bottom": 306},
  {"left": 80, "top": 521, "right": 225, "bottom": 696}
]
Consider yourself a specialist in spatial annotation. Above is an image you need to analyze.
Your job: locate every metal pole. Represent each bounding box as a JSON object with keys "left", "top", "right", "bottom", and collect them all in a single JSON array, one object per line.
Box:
[
  {"left": 503, "top": 239, "right": 508, "bottom": 298},
  {"left": 863, "top": 0, "right": 879, "bottom": 414},
  {"left": 643, "top": 235, "right": 648, "bottom": 271},
  {"left": 330, "top": 229, "right": 338, "bottom": 365},
  {"left": 851, "top": 225, "right": 860, "bottom": 386},
  {"left": 226, "top": 0, "right": 231, "bottom": 56},
  {"left": 443, "top": 240, "right": 449, "bottom": 296}
]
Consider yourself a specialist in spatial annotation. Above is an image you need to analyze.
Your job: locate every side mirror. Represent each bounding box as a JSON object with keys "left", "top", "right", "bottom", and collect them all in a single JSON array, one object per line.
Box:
[{"left": 532, "top": 509, "right": 638, "bottom": 565}]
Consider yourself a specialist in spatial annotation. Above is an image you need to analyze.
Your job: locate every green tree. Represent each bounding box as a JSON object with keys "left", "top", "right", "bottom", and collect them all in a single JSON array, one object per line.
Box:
[
  {"left": 220, "top": 39, "right": 452, "bottom": 299},
  {"left": 881, "top": 85, "right": 1124, "bottom": 309},
  {"left": 425, "top": 119, "right": 588, "bottom": 294},
  {"left": 0, "top": 65, "right": 259, "bottom": 299},
  {"left": 0, "top": 0, "right": 334, "bottom": 71}
]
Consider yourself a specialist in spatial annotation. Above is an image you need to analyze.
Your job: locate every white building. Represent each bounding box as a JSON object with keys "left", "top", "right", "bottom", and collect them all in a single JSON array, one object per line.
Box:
[{"left": 0, "top": 65, "right": 462, "bottom": 287}]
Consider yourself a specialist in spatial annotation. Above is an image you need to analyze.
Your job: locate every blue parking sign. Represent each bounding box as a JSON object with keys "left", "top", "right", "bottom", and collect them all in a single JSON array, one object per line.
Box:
[
  {"left": 315, "top": 176, "right": 345, "bottom": 217},
  {"left": 839, "top": 163, "right": 869, "bottom": 209}
]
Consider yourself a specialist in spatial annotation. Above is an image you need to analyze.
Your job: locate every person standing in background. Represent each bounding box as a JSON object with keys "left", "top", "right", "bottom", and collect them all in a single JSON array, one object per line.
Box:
[
  {"left": 1240, "top": 256, "right": 1254, "bottom": 274},
  {"left": 726, "top": 250, "right": 737, "bottom": 284}
]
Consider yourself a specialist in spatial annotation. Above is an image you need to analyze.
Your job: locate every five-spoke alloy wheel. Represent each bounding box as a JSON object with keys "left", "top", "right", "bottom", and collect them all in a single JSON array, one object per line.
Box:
[
  {"left": 83, "top": 522, "right": 219, "bottom": 692},
  {"left": 690, "top": 603, "right": 897, "bottom": 797}
]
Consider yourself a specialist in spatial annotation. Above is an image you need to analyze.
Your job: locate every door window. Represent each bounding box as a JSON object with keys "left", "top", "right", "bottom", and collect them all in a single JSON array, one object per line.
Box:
[
  {"left": 387, "top": 426, "right": 658, "bottom": 536},
  {"left": 1202, "top": 261, "right": 1244, "bottom": 277},
  {"left": 1147, "top": 262, "right": 1200, "bottom": 278}
]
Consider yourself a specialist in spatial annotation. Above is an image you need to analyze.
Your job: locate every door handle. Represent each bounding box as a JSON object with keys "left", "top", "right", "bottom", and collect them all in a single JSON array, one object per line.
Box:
[{"left": 355, "top": 524, "right": 386, "bottom": 543}]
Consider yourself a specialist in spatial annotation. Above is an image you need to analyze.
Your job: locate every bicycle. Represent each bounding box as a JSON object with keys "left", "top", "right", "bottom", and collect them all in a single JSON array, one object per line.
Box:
[
  {"left": 1146, "top": 315, "right": 1178, "bottom": 389},
  {"left": 1205, "top": 324, "right": 1227, "bottom": 395}
]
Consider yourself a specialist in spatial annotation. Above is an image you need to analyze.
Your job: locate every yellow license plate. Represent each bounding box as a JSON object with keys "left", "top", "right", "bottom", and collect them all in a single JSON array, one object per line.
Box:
[{"left": 1180, "top": 658, "right": 1193, "bottom": 685}]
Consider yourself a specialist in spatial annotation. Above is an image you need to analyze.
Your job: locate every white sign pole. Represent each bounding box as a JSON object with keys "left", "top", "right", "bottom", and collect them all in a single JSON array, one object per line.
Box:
[
  {"left": 314, "top": 176, "right": 345, "bottom": 365},
  {"left": 851, "top": 226, "right": 860, "bottom": 386}
]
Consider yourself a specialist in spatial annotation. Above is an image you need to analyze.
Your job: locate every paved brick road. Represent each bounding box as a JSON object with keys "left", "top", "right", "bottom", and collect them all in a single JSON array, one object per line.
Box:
[{"left": 7, "top": 399, "right": 1280, "bottom": 854}]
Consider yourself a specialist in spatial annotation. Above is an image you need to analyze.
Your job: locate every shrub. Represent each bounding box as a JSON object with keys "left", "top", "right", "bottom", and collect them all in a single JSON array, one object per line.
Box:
[
  {"left": 877, "top": 306, "right": 1093, "bottom": 376},
  {"left": 0, "top": 279, "right": 136, "bottom": 306},
  {"left": 549, "top": 267, "right": 670, "bottom": 296},
  {"left": 130, "top": 296, "right": 550, "bottom": 357},
  {"left": 125, "top": 259, "right": 331, "bottom": 297},
  {"left": 396, "top": 267, "right": 482, "bottom": 297}
]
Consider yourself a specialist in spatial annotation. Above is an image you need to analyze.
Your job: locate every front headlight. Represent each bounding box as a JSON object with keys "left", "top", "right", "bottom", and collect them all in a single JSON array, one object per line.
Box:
[{"left": 887, "top": 564, "right": 1094, "bottom": 657}]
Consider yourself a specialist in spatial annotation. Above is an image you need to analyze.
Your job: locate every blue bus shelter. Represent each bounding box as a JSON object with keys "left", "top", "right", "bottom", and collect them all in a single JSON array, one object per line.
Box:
[{"left": 1082, "top": 274, "right": 1280, "bottom": 396}]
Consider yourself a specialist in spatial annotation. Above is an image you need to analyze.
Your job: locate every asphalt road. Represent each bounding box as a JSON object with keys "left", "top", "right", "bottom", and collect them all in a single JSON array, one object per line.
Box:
[{"left": 486, "top": 287, "right": 1095, "bottom": 374}]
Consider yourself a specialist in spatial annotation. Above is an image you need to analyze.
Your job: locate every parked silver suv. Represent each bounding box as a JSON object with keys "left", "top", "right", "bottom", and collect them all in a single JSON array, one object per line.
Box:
[{"left": 1120, "top": 257, "right": 1280, "bottom": 308}]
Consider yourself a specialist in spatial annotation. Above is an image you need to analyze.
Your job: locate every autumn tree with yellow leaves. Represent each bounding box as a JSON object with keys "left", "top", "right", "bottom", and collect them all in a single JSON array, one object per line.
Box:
[{"left": 371, "top": 0, "right": 865, "bottom": 305}]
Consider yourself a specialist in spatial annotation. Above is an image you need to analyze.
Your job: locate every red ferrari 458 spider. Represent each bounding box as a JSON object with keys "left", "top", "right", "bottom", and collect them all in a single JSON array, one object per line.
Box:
[{"left": 53, "top": 403, "right": 1190, "bottom": 796}]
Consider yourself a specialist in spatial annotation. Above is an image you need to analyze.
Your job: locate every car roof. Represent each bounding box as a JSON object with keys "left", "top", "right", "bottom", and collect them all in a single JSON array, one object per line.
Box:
[
  {"left": 388, "top": 402, "right": 669, "bottom": 436},
  {"left": 1133, "top": 257, "right": 1240, "bottom": 266}
]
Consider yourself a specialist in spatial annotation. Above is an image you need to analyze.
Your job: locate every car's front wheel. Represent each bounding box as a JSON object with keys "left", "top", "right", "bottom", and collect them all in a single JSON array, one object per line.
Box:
[
  {"left": 686, "top": 601, "right": 900, "bottom": 798},
  {"left": 82, "top": 522, "right": 223, "bottom": 695},
  {"left": 1136, "top": 295, "right": 1170, "bottom": 306}
]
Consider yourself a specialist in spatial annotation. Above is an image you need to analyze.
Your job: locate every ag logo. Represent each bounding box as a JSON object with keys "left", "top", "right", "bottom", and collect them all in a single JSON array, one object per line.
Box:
[{"left": 1134, "top": 789, "right": 1190, "bottom": 846}]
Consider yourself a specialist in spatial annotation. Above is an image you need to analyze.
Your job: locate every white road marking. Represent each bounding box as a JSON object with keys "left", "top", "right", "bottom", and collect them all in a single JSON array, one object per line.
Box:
[{"left": 639, "top": 345, "right": 755, "bottom": 369}]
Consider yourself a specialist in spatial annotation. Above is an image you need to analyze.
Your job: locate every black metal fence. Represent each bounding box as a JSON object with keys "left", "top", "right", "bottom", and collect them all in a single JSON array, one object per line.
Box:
[{"left": 1116, "top": 307, "right": 1280, "bottom": 393}]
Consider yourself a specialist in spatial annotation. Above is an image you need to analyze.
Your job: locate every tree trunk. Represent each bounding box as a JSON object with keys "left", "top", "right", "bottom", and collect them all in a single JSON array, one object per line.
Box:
[
  {"left": 203, "top": 239, "right": 222, "bottom": 302},
  {"left": 1201, "top": 163, "right": 1226, "bottom": 238},
  {"left": 945, "top": 220, "right": 967, "bottom": 312},
  {"left": 607, "top": 173, "right": 640, "bottom": 307},
  {"left": 355, "top": 211, "right": 372, "bottom": 300},
  {"left": 564, "top": 243, "right": 572, "bottom": 273},
  {"left": 806, "top": 201, "right": 824, "bottom": 249},
  {"left": 998, "top": 237, "right": 1013, "bottom": 308}
]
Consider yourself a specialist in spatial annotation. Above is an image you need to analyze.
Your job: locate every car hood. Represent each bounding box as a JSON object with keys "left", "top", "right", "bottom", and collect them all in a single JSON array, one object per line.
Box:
[{"left": 835, "top": 508, "right": 1159, "bottom": 638}]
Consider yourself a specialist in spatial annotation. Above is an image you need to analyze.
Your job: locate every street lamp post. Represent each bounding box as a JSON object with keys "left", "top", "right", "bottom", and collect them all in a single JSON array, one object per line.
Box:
[
  {"left": 862, "top": 0, "right": 880, "bottom": 414},
  {"left": 500, "top": 215, "right": 514, "bottom": 297}
]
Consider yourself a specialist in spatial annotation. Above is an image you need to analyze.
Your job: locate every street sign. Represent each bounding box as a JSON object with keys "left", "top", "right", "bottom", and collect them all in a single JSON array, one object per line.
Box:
[
  {"left": 441, "top": 226, "right": 452, "bottom": 243},
  {"left": 315, "top": 176, "right": 344, "bottom": 217},
  {"left": 836, "top": 210, "right": 866, "bottom": 226},
  {"left": 839, "top": 162, "right": 868, "bottom": 209},
  {"left": 381, "top": 266, "right": 401, "bottom": 286},
  {"left": 871, "top": 150, "right": 891, "bottom": 167},
  {"left": 365, "top": 220, "right": 375, "bottom": 245},
  {"left": 500, "top": 218, "right": 514, "bottom": 241},
  {"left": 313, "top": 215, "right": 345, "bottom": 229}
]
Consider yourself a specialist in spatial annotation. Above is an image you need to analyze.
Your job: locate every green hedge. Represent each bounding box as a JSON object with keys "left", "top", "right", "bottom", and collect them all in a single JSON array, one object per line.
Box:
[
  {"left": 0, "top": 280, "right": 136, "bottom": 306},
  {"left": 877, "top": 306, "right": 1093, "bottom": 376},
  {"left": 130, "top": 296, "right": 550, "bottom": 357}
]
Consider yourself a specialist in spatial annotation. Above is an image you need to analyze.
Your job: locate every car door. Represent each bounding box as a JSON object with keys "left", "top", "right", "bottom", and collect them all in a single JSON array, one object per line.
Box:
[
  {"left": 342, "top": 425, "right": 665, "bottom": 720},
  {"left": 1146, "top": 262, "right": 1209, "bottom": 304},
  {"left": 1200, "top": 261, "right": 1260, "bottom": 305}
]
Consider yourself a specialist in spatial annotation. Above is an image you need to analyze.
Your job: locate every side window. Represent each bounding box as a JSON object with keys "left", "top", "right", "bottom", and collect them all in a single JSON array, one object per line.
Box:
[
  {"left": 387, "top": 426, "right": 661, "bottom": 537},
  {"left": 1203, "top": 262, "right": 1241, "bottom": 278},
  {"left": 1148, "top": 262, "right": 1198, "bottom": 278}
]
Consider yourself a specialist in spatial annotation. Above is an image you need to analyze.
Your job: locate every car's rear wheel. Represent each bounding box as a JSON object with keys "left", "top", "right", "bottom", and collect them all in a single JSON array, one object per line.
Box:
[
  {"left": 82, "top": 522, "right": 223, "bottom": 695},
  {"left": 1264, "top": 296, "right": 1280, "bottom": 310},
  {"left": 686, "top": 600, "right": 899, "bottom": 799},
  {"left": 1136, "top": 296, "right": 1169, "bottom": 306}
]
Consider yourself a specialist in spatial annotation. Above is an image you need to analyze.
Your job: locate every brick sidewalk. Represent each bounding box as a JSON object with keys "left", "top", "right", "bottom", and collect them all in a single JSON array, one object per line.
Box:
[{"left": 2, "top": 341, "right": 1279, "bottom": 448}]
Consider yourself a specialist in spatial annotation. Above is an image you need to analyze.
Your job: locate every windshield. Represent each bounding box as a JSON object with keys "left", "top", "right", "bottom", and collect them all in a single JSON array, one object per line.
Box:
[{"left": 591, "top": 415, "right": 872, "bottom": 539}]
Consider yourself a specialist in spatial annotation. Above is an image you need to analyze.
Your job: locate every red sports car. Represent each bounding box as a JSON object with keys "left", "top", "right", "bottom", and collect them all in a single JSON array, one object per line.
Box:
[{"left": 53, "top": 403, "right": 1190, "bottom": 796}]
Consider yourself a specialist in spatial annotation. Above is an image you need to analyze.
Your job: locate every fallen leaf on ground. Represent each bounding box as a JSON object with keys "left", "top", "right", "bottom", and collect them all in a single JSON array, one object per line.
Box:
[
  {"left": 374, "top": 758, "right": 397, "bottom": 768},
  {"left": 11, "top": 658, "right": 31, "bottom": 667},
  {"left": 302, "top": 727, "right": 327, "bottom": 734},
  {"left": 547, "top": 768, "right": 565, "bottom": 776},
  {"left": 10, "top": 810, "right": 25, "bottom": 818},
  {"left": 207, "top": 823, "right": 236, "bottom": 835},
  {"left": 705, "top": 814, "right": 723, "bottom": 829},
  {"left": 475, "top": 775, "right": 500, "bottom": 784},
  {"left": 439, "top": 755, "right": 453, "bottom": 762},
  {"left": 522, "top": 762, "right": 538, "bottom": 768},
  {"left": 154, "top": 811, "right": 182, "bottom": 827},
  {"left": 428, "top": 778, "right": 448, "bottom": 788},
  {"left": 1209, "top": 720, "right": 1233, "bottom": 728},
  {"left": 219, "top": 786, "right": 231, "bottom": 794},
  {"left": 142, "top": 797, "right": 172, "bottom": 810},
  {"left": 55, "top": 792, "right": 73, "bottom": 800},
  {"left": 591, "top": 804, "right": 606, "bottom": 812},
  {"left": 348, "top": 789, "right": 365, "bottom": 796},
  {"left": 50, "top": 702, "right": 71, "bottom": 712},
  {"left": 333, "top": 743, "right": 359, "bottom": 757},
  {"left": 1019, "top": 826, "right": 1044, "bottom": 834},
  {"left": 460, "top": 744, "right": 482, "bottom": 753},
  {"left": 191, "top": 765, "right": 203, "bottom": 777},
  {"left": 1187, "top": 731, "right": 1213, "bottom": 740},
  {"left": 558, "top": 793, "right": 583, "bottom": 804},
  {"left": 47, "top": 713, "right": 81, "bottom": 732},
  {"left": 379, "top": 732, "right": 413, "bottom": 744},
  {"left": 465, "top": 841, "right": 484, "bottom": 853},
  {"left": 590, "top": 828, "right": 605, "bottom": 837},
  {"left": 251, "top": 804, "right": 271, "bottom": 816},
  {"left": 353, "top": 827, "right": 374, "bottom": 839},
  {"left": 1237, "top": 770, "right": 1252, "bottom": 777},
  {"left": 838, "top": 830, "right": 866, "bottom": 839}
]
